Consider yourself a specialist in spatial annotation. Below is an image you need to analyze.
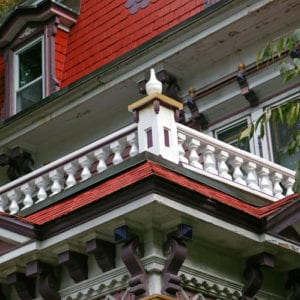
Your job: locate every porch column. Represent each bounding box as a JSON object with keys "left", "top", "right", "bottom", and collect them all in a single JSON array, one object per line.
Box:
[{"left": 128, "top": 93, "right": 183, "bottom": 164}]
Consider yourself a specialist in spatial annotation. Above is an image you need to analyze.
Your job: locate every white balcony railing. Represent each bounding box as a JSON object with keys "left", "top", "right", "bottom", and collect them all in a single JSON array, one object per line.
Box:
[{"left": 0, "top": 93, "right": 296, "bottom": 215}]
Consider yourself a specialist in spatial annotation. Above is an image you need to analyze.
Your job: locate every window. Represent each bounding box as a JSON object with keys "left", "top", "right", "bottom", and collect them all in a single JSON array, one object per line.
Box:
[
  {"left": 14, "top": 37, "right": 44, "bottom": 113},
  {"left": 270, "top": 118, "right": 300, "bottom": 170},
  {"left": 215, "top": 119, "right": 251, "bottom": 152}
]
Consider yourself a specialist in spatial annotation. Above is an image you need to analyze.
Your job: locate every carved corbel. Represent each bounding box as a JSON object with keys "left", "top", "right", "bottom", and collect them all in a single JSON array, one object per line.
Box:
[
  {"left": 0, "top": 285, "right": 7, "bottom": 300},
  {"left": 186, "top": 88, "right": 209, "bottom": 130},
  {"left": 286, "top": 269, "right": 300, "bottom": 300},
  {"left": 26, "top": 260, "right": 60, "bottom": 300},
  {"left": 115, "top": 226, "right": 148, "bottom": 298},
  {"left": 0, "top": 146, "right": 34, "bottom": 181},
  {"left": 241, "top": 252, "right": 274, "bottom": 300},
  {"left": 58, "top": 250, "right": 88, "bottom": 283},
  {"left": 7, "top": 272, "right": 35, "bottom": 300},
  {"left": 162, "top": 224, "right": 192, "bottom": 297},
  {"left": 86, "top": 238, "right": 116, "bottom": 272},
  {"left": 236, "top": 64, "right": 259, "bottom": 107}
]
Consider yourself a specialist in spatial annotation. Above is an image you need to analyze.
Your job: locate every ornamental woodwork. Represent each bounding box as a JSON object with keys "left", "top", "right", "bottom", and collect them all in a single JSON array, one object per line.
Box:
[
  {"left": 120, "top": 237, "right": 148, "bottom": 298},
  {"left": 286, "top": 269, "right": 300, "bottom": 300},
  {"left": 26, "top": 260, "right": 60, "bottom": 300},
  {"left": 0, "top": 147, "right": 34, "bottom": 181},
  {"left": 86, "top": 238, "right": 116, "bottom": 272},
  {"left": 162, "top": 237, "right": 188, "bottom": 297},
  {"left": 241, "top": 253, "right": 274, "bottom": 299},
  {"left": 58, "top": 250, "right": 88, "bottom": 283},
  {"left": 7, "top": 272, "right": 35, "bottom": 300}
]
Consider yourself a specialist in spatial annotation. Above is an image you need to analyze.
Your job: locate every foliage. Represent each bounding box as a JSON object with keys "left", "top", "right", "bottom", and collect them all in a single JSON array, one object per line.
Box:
[
  {"left": 0, "top": 0, "right": 21, "bottom": 17},
  {"left": 241, "top": 29, "right": 300, "bottom": 194}
]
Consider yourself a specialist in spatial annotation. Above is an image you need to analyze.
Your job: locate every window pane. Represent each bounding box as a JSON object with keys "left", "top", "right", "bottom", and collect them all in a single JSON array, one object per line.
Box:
[
  {"left": 217, "top": 120, "right": 250, "bottom": 151},
  {"left": 19, "top": 41, "right": 42, "bottom": 88},
  {"left": 16, "top": 78, "right": 43, "bottom": 112},
  {"left": 271, "top": 119, "right": 300, "bottom": 170}
]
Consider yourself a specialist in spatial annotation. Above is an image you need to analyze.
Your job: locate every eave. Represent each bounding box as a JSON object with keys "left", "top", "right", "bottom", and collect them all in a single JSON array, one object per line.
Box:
[
  {"left": 0, "top": 153, "right": 298, "bottom": 242},
  {"left": 0, "top": 0, "right": 78, "bottom": 47}
]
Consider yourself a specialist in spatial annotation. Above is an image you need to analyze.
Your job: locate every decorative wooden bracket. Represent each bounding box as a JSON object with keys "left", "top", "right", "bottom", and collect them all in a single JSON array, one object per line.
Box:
[
  {"left": 0, "top": 285, "right": 7, "bottom": 300},
  {"left": 241, "top": 252, "right": 274, "bottom": 299},
  {"left": 120, "top": 236, "right": 148, "bottom": 298},
  {"left": 286, "top": 269, "right": 300, "bottom": 299},
  {"left": 186, "top": 88, "right": 209, "bottom": 130},
  {"left": 162, "top": 224, "right": 192, "bottom": 297},
  {"left": 236, "top": 64, "right": 259, "bottom": 108},
  {"left": 138, "top": 69, "right": 181, "bottom": 101},
  {"left": 26, "top": 260, "right": 60, "bottom": 300},
  {"left": 162, "top": 237, "right": 187, "bottom": 297},
  {"left": 7, "top": 272, "right": 35, "bottom": 300},
  {"left": 58, "top": 250, "right": 88, "bottom": 283},
  {"left": 86, "top": 238, "right": 116, "bottom": 272},
  {"left": 0, "top": 146, "right": 34, "bottom": 181}
]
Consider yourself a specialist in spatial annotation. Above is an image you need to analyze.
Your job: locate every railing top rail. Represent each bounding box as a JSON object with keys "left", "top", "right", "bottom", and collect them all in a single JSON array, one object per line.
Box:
[
  {"left": 177, "top": 123, "right": 295, "bottom": 177},
  {"left": 0, "top": 123, "right": 137, "bottom": 195}
]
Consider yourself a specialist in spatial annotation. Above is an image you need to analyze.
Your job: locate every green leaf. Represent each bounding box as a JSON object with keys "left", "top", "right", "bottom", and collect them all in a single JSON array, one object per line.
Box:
[
  {"left": 256, "top": 49, "right": 262, "bottom": 66},
  {"left": 277, "top": 37, "right": 284, "bottom": 57},
  {"left": 260, "top": 123, "right": 265, "bottom": 139},
  {"left": 291, "top": 28, "right": 300, "bottom": 43},
  {"left": 240, "top": 124, "right": 254, "bottom": 140},
  {"left": 262, "top": 43, "right": 273, "bottom": 60}
]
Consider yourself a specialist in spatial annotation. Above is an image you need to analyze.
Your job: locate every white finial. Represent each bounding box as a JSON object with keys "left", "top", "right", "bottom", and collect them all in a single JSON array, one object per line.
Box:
[{"left": 145, "top": 68, "right": 162, "bottom": 95}]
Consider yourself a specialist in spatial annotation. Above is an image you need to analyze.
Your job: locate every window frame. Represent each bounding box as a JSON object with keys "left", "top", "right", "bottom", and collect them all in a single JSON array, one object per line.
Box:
[
  {"left": 13, "top": 36, "right": 45, "bottom": 114},
  {"left": 2, "top": 18, "right": 59, "bottom": 118}
]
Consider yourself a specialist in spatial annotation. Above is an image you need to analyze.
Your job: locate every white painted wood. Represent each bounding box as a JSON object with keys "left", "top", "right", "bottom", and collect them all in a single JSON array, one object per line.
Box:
[
  {"left": 35, "top": 175, "right": 49, "bottom": 202},
  {"left": 127, "top": 132, "right": 139, "bottom": 157},
  {"left": 21, "top": 183, "right": 35, "bottom": 210},
  {"left": 271, "top": 172, "right": 284, "bottom": 199},
  {"left": 202, "top": 145, "right": 217, "bottom": 174},
  {"left": 94, "top": 148, "right": 108, "bottom": 173},
  {"left": 258, "top": 167, "right": 273, "bottom": 195},
  {"left": 217, "top": 150, "right": 231, "bottom": 180},
  {"left": 244, "top": 162, "right": 259, "bottom": 190},
  {"left": 178, "top": 132, "right": 188, "bottom": 163},
  {"left": 231, "top": 156, "right": 246, "bottom": 185},
  {"left": 7, "top": 189, "right": 20, "bottom": 214},
  {"left": 64, "top": 162, "right": 79, "bottom": 188},
  {"left": 0, "top": 195, "right": 7, "bottom": 212},
  {"left": 283, "top": 177, "right": 295, "bottom": 196},
  {"left": 188, "top": 138, "right": 202, "bottom": 169},
  {"left": 110, "top": 140, "right": 124, "bottom": 165},
  {"left": 79, "top": 155, "right": 93, "bottom": 181},
  {"left": 49, "top": 169, "right": 64, "bottom": 196}
]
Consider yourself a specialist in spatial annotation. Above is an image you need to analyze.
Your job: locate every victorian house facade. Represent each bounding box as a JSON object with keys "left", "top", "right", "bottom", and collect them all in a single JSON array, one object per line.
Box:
[{"left": 0, "top": 0, "right": 299, "bottom": 299}]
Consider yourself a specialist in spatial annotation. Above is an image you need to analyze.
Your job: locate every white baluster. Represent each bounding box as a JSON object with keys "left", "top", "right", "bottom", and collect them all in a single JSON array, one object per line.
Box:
[
  {"left": 258, "top": 167, "right": 273, "bottom": 195},
  {"left": 49, "top": 169, "right": 64, "bottom": 196},
  {"left": 79, "top": 155, "right": 93, "bottom": 181},
  {"left": 217, "top": 150, "right": 231, "bottom": 180},
  {"left": 202, "top": 145, "right": 217, "bottom": 174},
  {"left": 21, "top": 183, "right": 35, "bottom": 210},
  {"left": 244, "top": 162, "right": 259, "bottom": 190},
  {"left": 0, "top": 195, "right": 8, "bottom": 212},
  {"left": 271, "top": 172, "right": 284, "bottom": 199},
  {"left": 127, "top": 132, "right": 139, "bottom": 157},
  {"left": 64, "top": 162, "right": 79, "bottom": 188},
  {"left": 283, "top": 177, "right": 295, "bottom": 196},
  {"left": 94, "top": 148, "right": 108, "bottom": 173},
  {"left": 110, "top": 140, "right": 124, "bottom": 165},
  {"left": 35, "top": 176, "right": 49, "bottom": 202},
  {"left": 178, "top": 132, "right": 188, "bottom": 163},
  {"left": 7, "top": 190, "right": 21, "bottom": 215},
  {"left": 231, "top": 156, "right": 246, "bottom": 185},
  {"left": 188, "top": 138, "right": 202, "bottom": 169}
]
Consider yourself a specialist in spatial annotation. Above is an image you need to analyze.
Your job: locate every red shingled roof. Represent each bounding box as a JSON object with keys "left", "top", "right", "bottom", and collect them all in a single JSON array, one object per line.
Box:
[{"left": 22, "top": 161, "right": 298, "bottom": 225}]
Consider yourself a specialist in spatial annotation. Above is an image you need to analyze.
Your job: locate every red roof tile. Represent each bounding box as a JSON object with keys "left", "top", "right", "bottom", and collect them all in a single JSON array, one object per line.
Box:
[{"left": 22, "top": 161, "right": 298, "bottom": 225}]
